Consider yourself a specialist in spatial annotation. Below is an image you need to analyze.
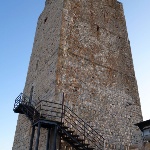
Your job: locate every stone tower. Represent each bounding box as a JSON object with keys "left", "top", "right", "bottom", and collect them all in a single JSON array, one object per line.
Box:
[{"left": 13, "top": 0, "right": 143, "bottom": 149}]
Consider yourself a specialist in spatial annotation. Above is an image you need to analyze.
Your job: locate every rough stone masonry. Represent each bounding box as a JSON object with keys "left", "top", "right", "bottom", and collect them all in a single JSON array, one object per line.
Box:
[{"left": 13, "top": 0, "right": 143, "bottom": 149}]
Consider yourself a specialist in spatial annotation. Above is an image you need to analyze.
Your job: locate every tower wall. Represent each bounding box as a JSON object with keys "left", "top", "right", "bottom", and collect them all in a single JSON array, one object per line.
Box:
[
  {"left": 13, "top": 0, "right": 64, "bottom": 149},
  {"left": 13, "top": 0, "right": 143, "bottom": 149},
  {"left": 56, "top": 0, "right": 143, "bottom": 146}
]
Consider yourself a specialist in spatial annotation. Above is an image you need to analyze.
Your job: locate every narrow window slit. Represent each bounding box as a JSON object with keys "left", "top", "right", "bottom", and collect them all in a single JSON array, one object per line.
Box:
[
  {"left": 97, "top": 25, "right": 100, "bottom": 31},
  {"left": 36, "top": 60, "right": 39, "bottom": 70},
  {"left": 44, "top": 17, "right": 48, "bottom": 23}
]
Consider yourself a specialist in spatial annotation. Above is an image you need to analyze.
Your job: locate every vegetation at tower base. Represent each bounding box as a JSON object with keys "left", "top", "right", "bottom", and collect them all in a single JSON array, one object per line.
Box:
[{"left": 13, "top": 0, "right": 143, "bottom": 150}]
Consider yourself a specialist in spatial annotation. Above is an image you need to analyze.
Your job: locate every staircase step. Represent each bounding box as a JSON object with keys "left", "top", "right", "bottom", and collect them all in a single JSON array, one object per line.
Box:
[
  {"left": 87, "top": 148, "right": 94, "bottom": 150},
  {"left": 66, "top": 130, "right": 74, "bottom": 134},
  {"left": 83, "top": 143, "right": 90, "bottom": 147},
  {"left": 77, "top": 138, "right": 84, "bottom": 142},
  {"left": 61, "top": 126, "right": 69, "bottom": 129},
  {"left": 72, "top": 135, "right": 79, "bottom": 138},
  {"left": 63, "top": 137, "right": 84, "bottom": 145},
  {"left": 73, "top": 144, "right": 84, "bottom": 148},
  {"left": 63, "top": 137, "right": 72, "bottom": 141}
]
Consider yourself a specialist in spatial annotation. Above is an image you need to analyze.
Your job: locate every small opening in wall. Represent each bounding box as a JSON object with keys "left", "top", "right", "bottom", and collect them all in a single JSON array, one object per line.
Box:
[
  {"left": 97, "top": 25, "right": 100, "bottom": 32},
  {"left": 36, "top": 60, "right": 39, "bottom": 70},
  {"left": 73, "top": 87, "right": 78, "bottom": 92},
  {"left": 44, "top": 17, "right": 48, "bottom": 24},
  {"left": 29, "top": 86, "right": 34, "bottom": 103}
]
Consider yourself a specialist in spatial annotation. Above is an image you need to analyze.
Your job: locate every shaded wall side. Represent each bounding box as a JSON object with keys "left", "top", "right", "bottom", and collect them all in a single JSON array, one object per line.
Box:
[
  {"left": 13, "top": 0, "right": 64, "bottom": 149},
  {"left": 56, "top": 0, "right": 143, "bottom": 147}
]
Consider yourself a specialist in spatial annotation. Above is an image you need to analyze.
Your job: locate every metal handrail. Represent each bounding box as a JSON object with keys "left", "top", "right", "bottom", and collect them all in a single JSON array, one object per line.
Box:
[
  {"left": 14, "top": 93, "right": 105, "bottom": 149},
  {"left": 63, "top": 106, "right": 104, "bottom": 149},
  {"left": 63, "top": 114, "right": 99, "bottom": 147},
  {"left": 65, "top": 105, "right": 104, "bottom": 140},
  {"left": 64, "top": 110, "right": 101, "bottom": 144},
  {"left": 32, "top": 100, "right": 105, "bottom": 149},
  {"left": 13, "top": 93, "right": 36, "bottom": 110}
]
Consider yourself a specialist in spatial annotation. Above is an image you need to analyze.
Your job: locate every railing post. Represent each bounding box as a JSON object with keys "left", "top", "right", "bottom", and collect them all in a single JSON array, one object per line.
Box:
[
  {"left": 19, "top": 94, "right": 22, "bottom": 104},
  {"left": 46, "top": 128, "right": 51, "bottom": 150},
  {"left": 35, "top": 122, "right": 41, "bottom": 150},
  {"left": 29, "top": 125, "right": 35, "bottom": 150},
  {"left": 50, "top": 125, "right": 57, "bottom": 150},
  {"left": 40, "top": 103, "right": 42, "bottom": 118},
  {"left": 84, "top": 122, "right": 85, "bottom": 144},
  {"left": 33, "top": 109, "right": 36, "bottom": 123},
  {"left": 64, "top": 106, "right": 66, "bottom": 125},
  {"left": 61, "top": 93, "right": 65, "bottom": 123}
]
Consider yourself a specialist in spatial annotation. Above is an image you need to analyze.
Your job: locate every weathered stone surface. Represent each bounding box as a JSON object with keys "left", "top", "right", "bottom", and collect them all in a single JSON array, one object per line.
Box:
[
  {"left": 13, "top": 0, "right": 64, "bottom": 149},
  {"left": 13, "top": 0, "right": 143, "bottom": 149},
  {"left": 57, "top": 0, "right": 143, "bottom": 147}
]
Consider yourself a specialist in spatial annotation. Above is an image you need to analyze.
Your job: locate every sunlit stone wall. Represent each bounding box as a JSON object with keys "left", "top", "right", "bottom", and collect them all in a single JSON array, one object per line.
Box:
[
  {"left": 13, "top": 0, "right": 143, "bottom": 149},
  {"left": 56, "top": 0, "right": 143, "bottom": 147}
]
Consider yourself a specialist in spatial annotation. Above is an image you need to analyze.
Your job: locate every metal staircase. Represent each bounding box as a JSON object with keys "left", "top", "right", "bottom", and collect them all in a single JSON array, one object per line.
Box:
[{"left": 13, "top": 93, "right": 105, "bottom": 150}]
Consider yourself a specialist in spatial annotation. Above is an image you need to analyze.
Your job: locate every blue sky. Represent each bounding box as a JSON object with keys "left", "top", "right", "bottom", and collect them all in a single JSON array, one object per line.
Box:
[{"left": 0, "top": 0, "right": 149, "bottom": 149}]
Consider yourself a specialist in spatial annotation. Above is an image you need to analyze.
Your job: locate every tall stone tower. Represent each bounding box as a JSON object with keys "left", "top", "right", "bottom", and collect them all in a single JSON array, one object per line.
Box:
[{"left": 13, "top": 0, "right": 143, "bottom": 149}]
